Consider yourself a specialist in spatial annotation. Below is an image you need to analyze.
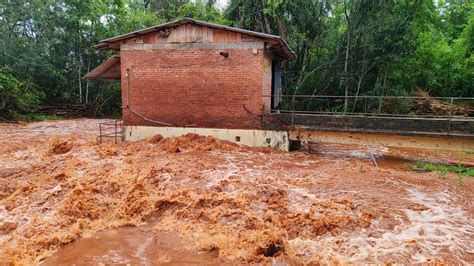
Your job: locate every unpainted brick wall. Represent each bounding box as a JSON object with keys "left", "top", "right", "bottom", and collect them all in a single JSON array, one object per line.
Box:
[{"left": 120, "top": 48, "right": 267, "bottom": 129}]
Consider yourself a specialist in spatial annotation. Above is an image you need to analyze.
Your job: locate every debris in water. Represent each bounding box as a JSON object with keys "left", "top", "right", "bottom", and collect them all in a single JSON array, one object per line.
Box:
[
  {"left": 48, "top": 137, "right": 73, "bottom": 154},
  {"left": 148, "top": 134, "right": 163, "bottom": 144}
]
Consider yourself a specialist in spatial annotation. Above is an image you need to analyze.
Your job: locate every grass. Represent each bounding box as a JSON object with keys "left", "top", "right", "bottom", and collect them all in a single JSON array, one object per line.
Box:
[
  {"left": 412, "top": 162, "right": 474, "bottom": 185},
  {"left": 14, "top": 113, "right": 64, "bottom": 122}
]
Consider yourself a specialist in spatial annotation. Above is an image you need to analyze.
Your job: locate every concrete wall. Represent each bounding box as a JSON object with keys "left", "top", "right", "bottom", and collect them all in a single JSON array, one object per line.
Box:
[
  {"left": 123, "top": 126, "right": 289, "bottom": 151},
  {"left": 290, "top": 130, "right": 474, "bottom": 151}
]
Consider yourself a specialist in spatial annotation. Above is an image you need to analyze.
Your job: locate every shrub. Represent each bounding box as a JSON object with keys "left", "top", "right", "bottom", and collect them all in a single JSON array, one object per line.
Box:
[{"left": 0, "top": 69, "right": 44, "bottom": 119}]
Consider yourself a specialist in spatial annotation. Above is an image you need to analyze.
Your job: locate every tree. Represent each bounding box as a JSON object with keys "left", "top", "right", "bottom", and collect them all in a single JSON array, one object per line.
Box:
[
  {"left": 1, "top": 0, "right": 472, "bottom": 119},
  {"left": 0, "top": 68, "right": 43, "bottom": 119},
  {"left": 144, "top": 0, "right": 190, "bottom": 21},
  {"left": 178, "top": 0, "right": 229, "bottom": 24}
]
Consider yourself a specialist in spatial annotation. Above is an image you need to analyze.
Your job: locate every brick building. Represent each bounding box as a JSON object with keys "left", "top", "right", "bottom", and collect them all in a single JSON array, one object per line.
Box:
[{"left": 85, "top": 18, "right": 294, "bottom": 149}]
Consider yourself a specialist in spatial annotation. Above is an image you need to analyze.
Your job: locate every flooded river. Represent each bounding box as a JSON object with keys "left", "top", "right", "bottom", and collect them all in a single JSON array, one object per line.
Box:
[
  {"left": 1, "top": 119, "right": 473, "bottom": 264},
  {"left": 42, "top": 227, "right": 223, "bottom": 265}
]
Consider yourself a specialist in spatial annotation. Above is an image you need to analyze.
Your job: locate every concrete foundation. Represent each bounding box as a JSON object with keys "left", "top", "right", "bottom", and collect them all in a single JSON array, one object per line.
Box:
[
  {"left": 290, "top": 129, "right": 474, "bottom": 152},
  {"left": 123, "top": 126, "right": 289, "bottom": 151}
]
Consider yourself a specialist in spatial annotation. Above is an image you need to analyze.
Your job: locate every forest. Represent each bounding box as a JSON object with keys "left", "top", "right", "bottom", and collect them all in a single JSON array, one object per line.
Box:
[{"left": 0, "top": 0, "right": 473, "bottom": 120}]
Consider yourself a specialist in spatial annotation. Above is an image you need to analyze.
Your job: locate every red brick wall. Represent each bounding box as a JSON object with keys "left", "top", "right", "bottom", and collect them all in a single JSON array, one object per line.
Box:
[{"left": 120, "top": 48, "right": 266, "bottom": 129}]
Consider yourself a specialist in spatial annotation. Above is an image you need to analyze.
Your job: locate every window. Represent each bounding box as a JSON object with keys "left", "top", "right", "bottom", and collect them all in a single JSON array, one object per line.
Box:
[{"left": 271, "top": 61, "right": 281, "bottom": 109}]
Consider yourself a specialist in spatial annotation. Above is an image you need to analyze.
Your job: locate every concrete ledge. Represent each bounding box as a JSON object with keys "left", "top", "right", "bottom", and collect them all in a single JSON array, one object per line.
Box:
[
  {"left": 121, "top": 42, "right": 264, "bottom": 51},
  {"left": 123, "top": 126, "right": 289, "bottom": 151},
  {"left": 290, "top": 130, "right": 474, "bottom": 151}
]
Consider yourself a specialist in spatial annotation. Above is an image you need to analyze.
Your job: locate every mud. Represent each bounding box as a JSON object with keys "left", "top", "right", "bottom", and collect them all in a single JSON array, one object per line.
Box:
[
  {"left": 0, "top": 119, "right": 473, "bottom": 264},
  {"left": 42, "top": 226, "right": 224, "bottom": 265}
]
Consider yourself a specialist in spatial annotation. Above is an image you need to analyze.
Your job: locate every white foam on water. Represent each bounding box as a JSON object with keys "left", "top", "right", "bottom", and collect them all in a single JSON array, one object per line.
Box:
[{"left": 289, "top": 183, "right": 474, "bottom": 264}]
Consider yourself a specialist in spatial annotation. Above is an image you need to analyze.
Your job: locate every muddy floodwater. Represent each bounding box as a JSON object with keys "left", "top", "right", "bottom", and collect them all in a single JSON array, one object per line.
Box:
[{"left": 1, "top": 119, "right": 473, "bottom": 264}]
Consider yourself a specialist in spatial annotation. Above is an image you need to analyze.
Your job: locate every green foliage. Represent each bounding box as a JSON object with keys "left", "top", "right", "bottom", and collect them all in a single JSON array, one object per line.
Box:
[
  {"left": 0, "top": 0, "right": 472, "bottom": 120},
  {"left": 178, "top": 1, "right": 229, "bottom": 24},
  {"left": 0, "top": 69, "right": 43, "bottom": 119},
  {"left": 465, "top": 168, "right": 474, "bottom": 177},
  {"left": 93, "top": 82, "right": 122, "bottom": 117},
  {"left": 413, "top": 161, "right": 474, "bottom": 185},
  {"left": 226, "top": 0, "right": 473, "bottom": 103},
  {"left": 145, "top": 0, "right": 191, "bottom": 21},
  {"left": 14, "top": 114, "right": 64, "bottom": 121}
]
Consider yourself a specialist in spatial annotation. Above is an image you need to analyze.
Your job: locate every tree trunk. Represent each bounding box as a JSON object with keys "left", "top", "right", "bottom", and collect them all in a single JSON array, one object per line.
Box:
[
  {"left": 378, "top": 68, "right": 388, "bottom": 114},
  {"left": 277, "top": 18, "right": 287, "bottom": 39},
  {"left": 260, "top": 0, "right": 271, "bottom": 33},
  {"left": 78, "top": 67, "right": 82, "bottom": 104},
  {"left": 352, "top": 50, "right": 367, "bottom": 113},
  {"left": 343, "top": 2, "right": 351, "bottom": 114}
]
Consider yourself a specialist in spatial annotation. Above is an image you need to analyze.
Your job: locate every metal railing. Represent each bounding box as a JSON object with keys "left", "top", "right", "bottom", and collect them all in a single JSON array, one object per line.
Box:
[
  {"left": 98, "top": 120, "right": 123, "bottom": 144},
  {"left": 265, "top": 95, "right": 474, "bottom": 119},
  {"left": 262, "top": 95, "right": 474, "bottom": 137}
]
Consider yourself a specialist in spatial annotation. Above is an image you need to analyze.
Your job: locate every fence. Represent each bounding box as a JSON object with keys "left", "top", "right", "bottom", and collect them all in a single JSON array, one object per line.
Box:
[
  {"left": 263, "top": 95, "right": 474, "bottom": 137},
  {"left": 267, "top": 95, "right": 474, "bottom": 118},
  {"left": 98, "top": 120, "right": 123, "bottom": 144}
]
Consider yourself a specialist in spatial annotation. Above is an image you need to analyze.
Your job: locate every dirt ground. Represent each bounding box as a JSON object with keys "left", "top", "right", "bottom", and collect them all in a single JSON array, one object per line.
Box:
[{"left": 0, "top": 119, "right": 473, "bottom": 265}]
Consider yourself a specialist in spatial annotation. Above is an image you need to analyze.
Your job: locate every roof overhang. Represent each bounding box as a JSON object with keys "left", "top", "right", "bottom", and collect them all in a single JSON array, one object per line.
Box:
[
  {"left": 83, "top": 56, "right": 121, "bottom": 81},
  {"left": 93, "top": 18, "right": 295, "bottom": 60}
]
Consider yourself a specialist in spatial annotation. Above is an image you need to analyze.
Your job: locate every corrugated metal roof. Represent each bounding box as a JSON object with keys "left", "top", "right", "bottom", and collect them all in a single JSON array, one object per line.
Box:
[{"left": 94, "top": 18, "right": 295, "bottom": 59}]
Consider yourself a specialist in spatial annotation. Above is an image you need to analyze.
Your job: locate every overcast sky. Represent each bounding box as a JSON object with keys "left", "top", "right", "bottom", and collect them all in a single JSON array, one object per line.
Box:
[
  {"left": 215, "top": 0, "right": 229, "bottom": 9},
  {"left": 191, "top": 0, "right": 228, "bottom": 9}
]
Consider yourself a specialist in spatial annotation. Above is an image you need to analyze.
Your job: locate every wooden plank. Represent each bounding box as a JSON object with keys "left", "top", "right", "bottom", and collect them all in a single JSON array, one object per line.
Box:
[
  {"left": 128, "top": 24, "right": 270, "bottom": 44},
  {"left": 212, "top": 29, "right": 222, "bottom": 42},
  {"left": 233, "top": 32, "right": 241, "bottom": 42},
  {"left": 177, "top": 25, "right": 185, "bottom": 43},
  {"left": 191, "top": 25, "right": 197, "bottom": 42},
  {"left": 185, "top": 24, "right": 192, "bottom": 42},
  {"left": 142, "top": 32, "right": 154, "bottom": 44},
  {"left": 212, "top": 29, "right": 242, "bottom": 42},
  {"left": 173, "top": 26, "right": 180, "bottom": 43},
  {"left": 209, "top": 27, "right": 214, "bottom": 42},
  {"left": 202, "top": 26, "right": 207, "bottom": 42},
  {"left": 203, "top": 27, "right": 212, "bottom": 42},
  {"left": 236, "top": 32, "right": 242, "bottom": 42},
  {"left": 225, "top": 30, "right": 231, "bottom": 41},
  {"left": 225, "top": 31, "right": 231, "bottom": 41},
  {"left": 197, "top": 26, "right": 203, "bottom": 42},
  {"left": 232, "top": 31, "right": 238, "bottom": 41},
  {"left": 242, "top": 34, "right": 260, "bottom": 42},
  {"left": 167, "top": 28, "right": 175, "bottom": 43}
]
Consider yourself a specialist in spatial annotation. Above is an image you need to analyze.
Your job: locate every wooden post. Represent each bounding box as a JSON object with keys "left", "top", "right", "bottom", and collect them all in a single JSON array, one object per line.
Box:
[
  {"left": 364, "top": 97, "right": 367, "bottom": 116},
  {"left": 447, "top": 97, "right": 454, "bottom": 136}
]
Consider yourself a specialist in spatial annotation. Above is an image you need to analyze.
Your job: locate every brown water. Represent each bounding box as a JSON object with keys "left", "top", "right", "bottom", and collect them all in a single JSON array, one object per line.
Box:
[
  {"left": 41, "top": 226, "right": 223, "bottom": 265},
  {"left": 1, "top": 119, "right": 473, "bottom": 265},
  {"left": 307, "top": 141, "right": 474, "bottom": 170}
]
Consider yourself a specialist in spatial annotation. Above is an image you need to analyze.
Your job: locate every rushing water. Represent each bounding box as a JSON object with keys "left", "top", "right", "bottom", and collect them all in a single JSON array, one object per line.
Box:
[
  {"left": 41, "top": 226, "right": 223, "bottom": 265},
  {"left": 1, "top": 120, "right": 473, "bottom": 264}
]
